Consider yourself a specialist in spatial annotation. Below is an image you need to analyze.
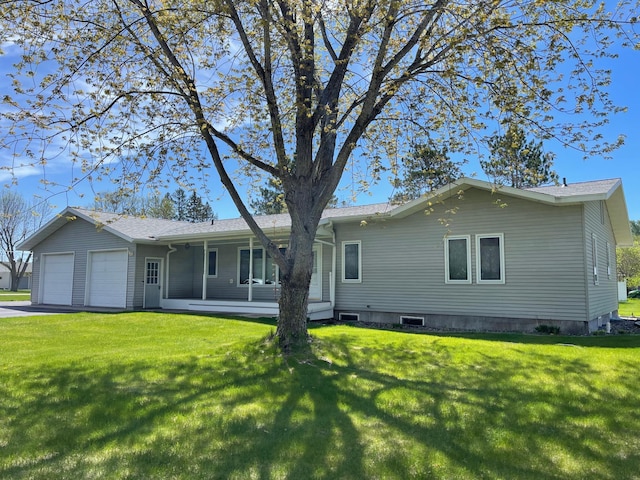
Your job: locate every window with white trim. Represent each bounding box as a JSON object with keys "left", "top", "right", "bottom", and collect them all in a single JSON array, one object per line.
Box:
[
  {"left": 592, "top": 233, "right": 599, "bottom": 285},
  {"left": 444, "top": 235, "right": 471, "bottom": 284},
  {"left": 476, "top": 234, "right": 505, "bottom": 284},
  {"left": 606, "top": 241, "right": 612, "bottom": 279},
  {"left": 207, "top": 248, "right": 218, "bottom": 277},
  {"left": 238, "top": 247, "right": 285, "bottom": 285},
  {"left": 342, "top": 241, "right": 361, "bottom": 282}
]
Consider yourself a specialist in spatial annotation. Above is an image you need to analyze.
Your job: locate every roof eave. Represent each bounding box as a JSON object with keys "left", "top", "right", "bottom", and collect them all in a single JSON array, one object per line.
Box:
[{"left": 605, "top": 183, "right": 633, "bottom": 246}]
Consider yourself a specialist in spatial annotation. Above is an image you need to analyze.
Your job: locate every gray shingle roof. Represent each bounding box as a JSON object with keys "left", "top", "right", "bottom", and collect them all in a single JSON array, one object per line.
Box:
[
  {"left": 525, "top": 178, "right": 620, "bottom": 198},
  {"left": 72, "top": 208, "right": 192, "bottom": 241},
  {"left": 18, "top": 177, "right": 631, "bottom": 249},
  {"left": 158, "top": 202, "right": 393, "bottom": 238}
]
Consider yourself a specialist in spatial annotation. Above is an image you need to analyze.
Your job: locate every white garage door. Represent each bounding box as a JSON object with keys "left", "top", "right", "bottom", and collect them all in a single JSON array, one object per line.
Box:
[
  {"left": 41, "top": 253, "right": 74, "bottom": 305},
  {"left": 86, "top": 250, "right": 128, "bottom": 308}
]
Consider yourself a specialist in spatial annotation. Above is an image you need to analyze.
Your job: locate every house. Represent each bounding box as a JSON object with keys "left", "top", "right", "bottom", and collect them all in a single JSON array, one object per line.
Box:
[
  {"left": 18, "top": 177, "right": 632, "bottom": 333},
  {"left": 0, "top": 262, "right": 32, "bottom": 290}
]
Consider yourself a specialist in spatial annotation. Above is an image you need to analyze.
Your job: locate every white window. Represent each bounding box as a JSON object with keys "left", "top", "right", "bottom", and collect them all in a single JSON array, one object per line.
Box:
[
  {"left": 476, "top": 234, "right": 505, "bottom": 284},
  {"left": 207, "top": 248, "right": 218, "bottom": 277},
  {"left": 238, "top": 247, "right": 284, "bottom": 285},
  {"left": 606, "top": 241, "right": 612, "bottom": 278},
  {"left": 592, "top": 233, "right": 599, "bottom": 285},
  {"left": 342, "top": 241, "right": 361, "bottom": 283},
  {"left": 444, "top": 235, "right": 471, "bottom": 284}
]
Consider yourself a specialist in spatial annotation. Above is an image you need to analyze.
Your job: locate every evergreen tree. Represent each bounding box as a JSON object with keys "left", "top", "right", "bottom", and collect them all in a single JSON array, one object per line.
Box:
[
  {"left": 391, "top": 143, "right": 463, "bottom": 203},
  {"left": 481, "top": 123, "right": 558, "bottom": 188},
  {"left": 185, "top": 191, "right": 214, "bottom": 222},
  {"left": 172, "top": 189, "right": 188, "bottom": 221}
]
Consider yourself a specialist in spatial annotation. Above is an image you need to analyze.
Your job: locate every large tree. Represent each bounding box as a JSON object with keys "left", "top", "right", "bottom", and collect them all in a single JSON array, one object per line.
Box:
[
  {"left": 481, "top": 122, "right": 559, "bottom": 188},
  {"left": 0, "top": 192, "right": 47, "bottom": 291},
  {"left": 251, "top": 177, "right": 338, "bottom": 215},
  {"left": 1, "top": 1, "right": 636, "bottom": 349}
]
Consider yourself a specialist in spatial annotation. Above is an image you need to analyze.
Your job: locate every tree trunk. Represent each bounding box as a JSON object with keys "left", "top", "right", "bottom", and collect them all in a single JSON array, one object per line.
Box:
[{"left": 276, "top": 217, "right": 316, "bottom": 351}]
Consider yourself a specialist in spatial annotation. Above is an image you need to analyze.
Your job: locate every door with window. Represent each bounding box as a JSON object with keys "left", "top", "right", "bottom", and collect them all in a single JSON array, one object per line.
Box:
[{"left": 144, "top": 258, "right": 163, "bottom": 309}]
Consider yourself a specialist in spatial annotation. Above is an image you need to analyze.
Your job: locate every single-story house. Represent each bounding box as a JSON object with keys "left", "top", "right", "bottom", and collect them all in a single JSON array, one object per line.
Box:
[
  {"left": 0, "top": 262, "right": 32, "bottom": 290},
  {"left": 18, "top": 177, "right": 632, "bottom": 333}
]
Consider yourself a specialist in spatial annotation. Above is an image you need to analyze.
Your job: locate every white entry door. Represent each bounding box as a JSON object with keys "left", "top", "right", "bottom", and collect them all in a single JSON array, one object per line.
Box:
[
  {"left": 144, "top": 258, "right": 163, "bottom": 309},
  {"left": 309, "top": 246, "right": 322, "bottom": 301}
]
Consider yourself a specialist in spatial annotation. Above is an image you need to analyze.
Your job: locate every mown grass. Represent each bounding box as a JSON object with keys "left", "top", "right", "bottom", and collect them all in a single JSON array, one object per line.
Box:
[
  {"left": 1, "top": 312, "right": 639, "bottom": 479},
  {"left": 618, "top": 298, "right": 640, "bottom": 317},
  {"left": 0, "top": 290, "right": 30, "bottom": 302}
]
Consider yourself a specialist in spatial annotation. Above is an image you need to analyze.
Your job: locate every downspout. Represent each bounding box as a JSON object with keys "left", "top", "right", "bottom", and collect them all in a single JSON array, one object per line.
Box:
[{"left": 166, "top": 243, "right": 177, "bottom": 300}]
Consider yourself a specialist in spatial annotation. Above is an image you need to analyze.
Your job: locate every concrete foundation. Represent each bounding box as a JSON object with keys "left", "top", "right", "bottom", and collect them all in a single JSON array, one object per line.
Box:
[{"left": 335, "top": 309, "right": 598, "bottom": 335}]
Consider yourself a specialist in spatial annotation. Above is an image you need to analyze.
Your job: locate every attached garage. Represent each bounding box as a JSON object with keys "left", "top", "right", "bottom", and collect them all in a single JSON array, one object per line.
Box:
[
  {"left": 40, "top": 252, "right": 74, "bottom": 305},
  {"left": 86, "top": 249, "right": 129, "bottom": 308}
]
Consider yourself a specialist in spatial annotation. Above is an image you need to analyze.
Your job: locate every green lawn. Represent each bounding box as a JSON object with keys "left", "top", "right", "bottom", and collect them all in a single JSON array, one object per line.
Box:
[
  {"left": 0, "top": 290, "right": 31, "bottom": 301},
  {"left": 619, "top": 298, "right": 640, "bottom": 317},
  {"left": 1, "top": 313, "right": 639, "bottom": 479}
]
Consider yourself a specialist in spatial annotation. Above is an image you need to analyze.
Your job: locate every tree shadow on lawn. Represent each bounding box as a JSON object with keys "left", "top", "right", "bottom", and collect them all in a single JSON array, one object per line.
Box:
[{"left": 1, "top": 335, "right": 639, "bottom": 479}]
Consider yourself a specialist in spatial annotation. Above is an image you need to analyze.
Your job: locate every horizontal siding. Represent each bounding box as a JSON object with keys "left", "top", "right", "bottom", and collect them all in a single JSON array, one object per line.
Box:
[
  {"left": 584, "top": 201, "right": 618, "bottom": 320},
  {"left": 335, "top": 188, "right": 588, "bottom": 323},
  {"left": 32, "top": 218, "right": 132, "bottom": 307}
]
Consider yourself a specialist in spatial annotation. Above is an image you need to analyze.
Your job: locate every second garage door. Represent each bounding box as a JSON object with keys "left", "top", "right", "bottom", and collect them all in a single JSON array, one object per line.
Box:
[{"left": 86, "top": 250, "right": 128, "bottom": 308}]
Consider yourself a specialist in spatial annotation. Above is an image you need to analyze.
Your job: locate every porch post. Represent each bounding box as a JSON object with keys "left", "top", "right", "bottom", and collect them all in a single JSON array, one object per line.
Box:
[
  {"left": 248, "top": 237, "right": 253, "bottom": 302},
  {"left": 331, "top": 241, "right": 336, "bottom": 306},
  {"left": 202, "top": 240, "right": 208, "bottom": 300}
]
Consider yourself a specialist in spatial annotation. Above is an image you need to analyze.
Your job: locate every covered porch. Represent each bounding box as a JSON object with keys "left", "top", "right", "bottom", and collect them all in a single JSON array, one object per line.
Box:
[
  {"left": 143, "top": 227, "right": 337, "bottom": 320},
  {"left": 160, "top": 298, "right": 334, "bottom": 320}
]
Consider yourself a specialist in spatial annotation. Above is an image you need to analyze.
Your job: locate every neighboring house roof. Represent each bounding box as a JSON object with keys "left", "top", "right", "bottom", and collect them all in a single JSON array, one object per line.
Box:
[
  {"left": 18, "top": 177, "right": 633, "bottom": 250},
  {"left": 0, "top": 263, "right": 32, "bottom": 274}
]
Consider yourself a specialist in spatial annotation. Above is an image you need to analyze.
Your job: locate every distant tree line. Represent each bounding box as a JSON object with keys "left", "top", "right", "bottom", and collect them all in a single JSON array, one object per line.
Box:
[{"left": 93, "top": 188, "right": 215, "bottom": 223}]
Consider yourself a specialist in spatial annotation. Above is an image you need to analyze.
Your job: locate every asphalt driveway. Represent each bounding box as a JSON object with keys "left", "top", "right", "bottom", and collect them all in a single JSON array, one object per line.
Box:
[{"left": 0, "top": 301, "right": 77, "bottom": 318}]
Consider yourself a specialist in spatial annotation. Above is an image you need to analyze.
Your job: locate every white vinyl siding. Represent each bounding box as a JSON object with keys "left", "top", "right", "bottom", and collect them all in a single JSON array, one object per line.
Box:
[
  {"left": 444, "top": 235, "right": 471, "bottom": 284},
  {"left": 476, "top": 234, "right": 505, "bottom": 284},
  {"left": 342, "top": 241, "right": 361, "bottom": 283}
]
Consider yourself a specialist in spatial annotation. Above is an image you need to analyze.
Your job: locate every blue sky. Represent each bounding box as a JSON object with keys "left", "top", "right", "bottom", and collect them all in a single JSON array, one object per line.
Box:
[{"left": 2, "top": 27, "right": 639, "bottom": 223}]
